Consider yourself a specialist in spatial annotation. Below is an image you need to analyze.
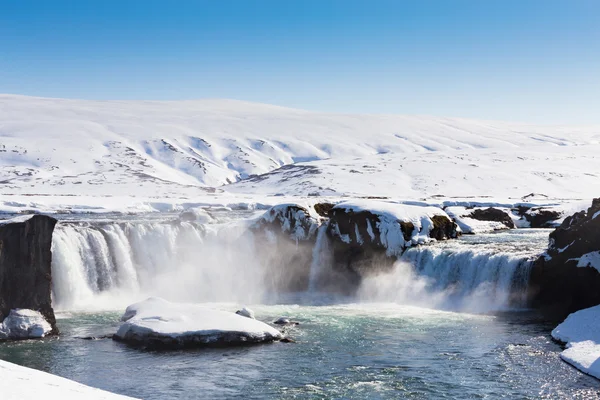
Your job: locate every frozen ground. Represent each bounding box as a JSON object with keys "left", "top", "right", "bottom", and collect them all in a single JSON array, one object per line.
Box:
[
  {"left": 0, "top": 94, "right": 599, "bottom": 214},
  {"left": 1, "top": 359, "right": 136, "bottom": 399},
  {"left": 552, "top": 305, "right": 600, "bottom": 379}
]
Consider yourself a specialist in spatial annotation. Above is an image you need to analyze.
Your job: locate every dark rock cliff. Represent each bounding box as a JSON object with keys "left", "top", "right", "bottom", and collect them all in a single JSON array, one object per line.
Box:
[
  {"left": 0, "top": 215, "right": 59, "bottom": 334},
  {"left": 251, "top": 204, "right": 319, "bottom": 292},
  {"left": 325, "top": 204, "right": 459, "bottom": 286},
  {"left": 528, "top": 199, "right": 600, "bottom": 320},
  {"left": 468, "top": 208, "right": 515, "bottom": 229}
]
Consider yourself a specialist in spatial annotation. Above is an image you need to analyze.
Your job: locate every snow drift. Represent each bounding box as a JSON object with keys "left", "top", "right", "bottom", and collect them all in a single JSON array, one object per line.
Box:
[{"left": 552, "top": 305, "right": 600, "bottom": 380}]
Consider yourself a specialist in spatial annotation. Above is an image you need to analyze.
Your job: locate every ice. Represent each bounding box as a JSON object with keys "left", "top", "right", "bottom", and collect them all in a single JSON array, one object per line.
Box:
[{"left": 552, "top": 305, "right": 600, "bottom": 379}]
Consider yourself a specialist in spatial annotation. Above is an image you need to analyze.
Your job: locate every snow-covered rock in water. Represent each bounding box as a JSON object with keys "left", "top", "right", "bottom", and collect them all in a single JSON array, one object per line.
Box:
[
  {"left": 235, "top": 307, "right": 255, "bottom": 319},
  {"left": 1, "top": 359, "right": 136, "bottom": 400},
  {"left": 0, "top": 309, "right": 52, "bottom": 340},
  {"left": 529, "top": 198, "right": 600, "bottom": 318},
  {"left": 114, "top": 298, "right": 282, "bottom": 348},
  {"left": 552, "top": 305, "right": 600, "bottom": 380},
  {"left": 445, "top": 206, "right": 516, "bottom": 234},
  {"left": 179, "top": 207, "right": 214, "bottom": 223},
  {"left": 328, "top": 200, "right": 459, "bottom": 257}
]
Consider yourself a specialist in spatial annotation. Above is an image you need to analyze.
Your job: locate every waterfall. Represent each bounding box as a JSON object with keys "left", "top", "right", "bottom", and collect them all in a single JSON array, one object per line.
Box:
[
  {"left": 307, "top": 225, "right": 331, "bottom": 292},
  {"left": 357, "top": 243, "right": 534, "bottom": 313},
  {"left": 51, "top": 217, "right": 540, "bottom": 313},
  {"left": 50, "top": 220, "right": 269, "bottom": 310}
]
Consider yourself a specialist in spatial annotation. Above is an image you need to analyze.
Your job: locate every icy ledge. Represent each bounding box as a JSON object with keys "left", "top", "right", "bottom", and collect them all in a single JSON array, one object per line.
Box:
[
  {"left": 0, "top": 309, "right": 52, "bottom": 340},
  {"left": 1, "top": 359, "right": 136, "bottom": 399},
  {"left": 114, "top": 298, "right": 283, "bottom": 348},
  {"left": 552, "top": 305, "right": 600, "bottom": 380}
]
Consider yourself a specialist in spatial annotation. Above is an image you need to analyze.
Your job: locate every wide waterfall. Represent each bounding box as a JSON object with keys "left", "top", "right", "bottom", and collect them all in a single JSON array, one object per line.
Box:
[
  {"left": 50, "top": 218, "right": 545, "bottom": 313},
  {"left": 51, "top": 220, "right": 270, "bottom": 310}
]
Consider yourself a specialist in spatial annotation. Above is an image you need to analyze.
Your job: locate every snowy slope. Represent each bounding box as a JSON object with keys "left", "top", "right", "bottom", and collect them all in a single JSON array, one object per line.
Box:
[
  {"left": 226, "top": 145, "right": 600, "bottom": 199},
  {"left": 552, "top": 305, "right": 600, "bottom": 380},
  {"left": 1, "top": 359, "right": 136, "bottom": 399},
  {"left": 0, "top": 94, "right": 599, "bottom": 211}
]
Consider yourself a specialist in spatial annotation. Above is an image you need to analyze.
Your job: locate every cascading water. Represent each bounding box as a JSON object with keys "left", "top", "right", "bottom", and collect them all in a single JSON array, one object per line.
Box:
[
  {"left": 357, "top": 229, "right": 549, "bottom": 313},
  {"left": 51, "top": 220, "right": 271, "bottom": 310},
  {"left": 307, "top": 225, "right": 331, "bottom": 292},
  {"left": 50, "top": 214, "right": 547, "bottom": 314}
]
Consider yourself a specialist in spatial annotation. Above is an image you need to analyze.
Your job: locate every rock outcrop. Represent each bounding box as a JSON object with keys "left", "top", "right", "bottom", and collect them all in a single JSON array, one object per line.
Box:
[
  {"left": 0, "top": 215, "right": 58, "bottom": 336},
  {"left": 468, "top": 207, "right": 515, "bottom": 229},
  {"left": 519, "top": 207, "right": 562, "bottom": 228},
  {"left": 528, "top": 199, "right": 600, "bottom": 320},
  {"left": 325, "top": 201, "right": 459, "bottom": 287},
  {"left": 251, "top": 204, "right": 320, "bottom": 292}
]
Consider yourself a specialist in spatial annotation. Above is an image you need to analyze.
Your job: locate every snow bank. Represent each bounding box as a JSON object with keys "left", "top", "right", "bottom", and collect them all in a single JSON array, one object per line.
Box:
[
  {"left": 115, "top": 298, "right": 282, "bottom": 348},
  {"left": 0, "top": 214, "right": 35, "bottom": 225},
  {"left": 576, "top": 251, "right": 600, "bottom": 274},
  {"left": 178, "top": 207, "right": 214, "bottom": 223},
  {"left": 0, "top": 309, "right": 52, "bottom": 340},
  {"left": 552, "top": 305, "right": 600, "bottom": 379},
  {"left": 0, "top": 359, "right": 135, "bottom": 399}
]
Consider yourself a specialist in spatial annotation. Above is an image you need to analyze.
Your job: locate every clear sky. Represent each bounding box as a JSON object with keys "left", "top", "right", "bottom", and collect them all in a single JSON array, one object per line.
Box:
[{"left": 1, "top": 0, "right": 599, "bottom": 123}]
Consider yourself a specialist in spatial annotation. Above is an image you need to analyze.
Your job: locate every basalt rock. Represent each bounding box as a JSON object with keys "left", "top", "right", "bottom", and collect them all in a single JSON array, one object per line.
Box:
[
  {"left": 468, "top": 208, "right": 515, "bottom": 229},
  {"left": 0, "top": 215, "right": 59, "bottom": 335},
  {"left": 528, "top": 198, "right": 600, "bottom": 320},
  {"left": 513, "top": 205, "right": 562, "bottom": 228},
  {"left": 251, "top": 204, "right": 320, "bottom": 292},
  {"left": 326, "top": 204, "right": 459, "bottom": 291}
]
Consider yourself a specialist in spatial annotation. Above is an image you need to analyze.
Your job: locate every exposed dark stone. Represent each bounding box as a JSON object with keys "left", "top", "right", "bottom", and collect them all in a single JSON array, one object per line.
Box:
[
  {"left": 313, "top": 202, "right": 334, "bottom": 218},
  {"left": 430, "top": 215, "right": 460, "bottom": 240},
  {"left": 528, "top": 198, "right": 600, "bottom": 320},
  {"left": 112, "top": 330, "right": 281, "bottom": 350},
  {"left": 468, "top": 208, "right": 515, "bottom": 229},
  {"left": 525, "top": 208, "right": 562, "bottom": 228},
  {"left": 326, "top": 206, "right": 459, "bottom": 292},
  {"left": 0, "top": 215, "right": 58, "bottom": 335},
  {"left": 250, "top": 205, "right": 318, "bottom": 292}
]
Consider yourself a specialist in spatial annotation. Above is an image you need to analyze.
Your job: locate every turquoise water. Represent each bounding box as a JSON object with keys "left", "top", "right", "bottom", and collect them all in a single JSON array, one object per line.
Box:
[{"left": 0, "top": 303, "right": 598, "bottom": 399}]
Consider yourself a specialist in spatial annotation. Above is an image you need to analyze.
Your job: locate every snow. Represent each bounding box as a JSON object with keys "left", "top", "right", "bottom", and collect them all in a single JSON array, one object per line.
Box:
[
  {"left": 332, "top": 200, "right": 452, "bottom": 255},
  {"left": 576, "top": 251, "right": 600, "bottom": 273},
  {"left": 0, "top": 94, "right": 599, "bottom": 214},
  {"left": 444, "top": 206, "right": 514, "bottom": 234},
  {"left": 552, "top": 305, "right": 600, "bottom": 379},
  {"left": 235, "top": 307, "right": 255, "bottom": 319},
  {"left": 115, "top": 297, "right": 282, "bottom": 346},
  {"left": 0, "top": 214, "right": 35, "bottom": 225},
  {"left": 0, "top": 309, "right": 52, "bottom": 340},
  {"left": 256, "top": 203, "right": 320, "bottom": 240},
  {"left": 178, "top": 207, "right": 214, "bottom": 223},
  {"left": 0, "top": 359, "right": 135, "bottom": 399}
]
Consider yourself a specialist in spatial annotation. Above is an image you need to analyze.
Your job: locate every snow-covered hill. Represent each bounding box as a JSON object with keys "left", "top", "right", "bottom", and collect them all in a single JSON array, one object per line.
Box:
[
  {"left": 226, "top": 144, "right": 600, "bottom": 199},
  {"left": 0, "top": 94, "right": 598, "bottom": 212}
]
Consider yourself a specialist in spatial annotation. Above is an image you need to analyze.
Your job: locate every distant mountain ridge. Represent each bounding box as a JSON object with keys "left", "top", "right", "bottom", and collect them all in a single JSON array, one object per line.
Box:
[{"left": 0, "top": 94, "right": 598, "bottom": 198}]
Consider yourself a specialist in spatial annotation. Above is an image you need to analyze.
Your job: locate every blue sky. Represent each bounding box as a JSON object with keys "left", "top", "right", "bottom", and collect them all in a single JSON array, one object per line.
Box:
[{"left": 1, "top": 0, "right": 599, "bottom": 123}]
